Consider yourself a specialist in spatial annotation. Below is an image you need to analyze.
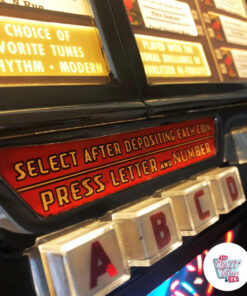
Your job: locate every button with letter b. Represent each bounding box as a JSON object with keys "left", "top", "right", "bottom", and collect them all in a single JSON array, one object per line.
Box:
[
  {"left": 197, "top": 166, "right": 246, "bottom": 214},
  {"left": 38, "top": 221, "right": 130, "bottom": 296},
  {"left": 157, "top": 180, "right": 218, "bottom": 236},
  {"left": 112, "top": 198, "right": 182, "bottom": 266}
]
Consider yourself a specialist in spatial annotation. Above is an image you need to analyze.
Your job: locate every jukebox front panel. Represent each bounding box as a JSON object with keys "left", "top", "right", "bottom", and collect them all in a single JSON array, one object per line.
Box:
[{"left": 0, "top": 2, "right": 246, "bottom": 296}]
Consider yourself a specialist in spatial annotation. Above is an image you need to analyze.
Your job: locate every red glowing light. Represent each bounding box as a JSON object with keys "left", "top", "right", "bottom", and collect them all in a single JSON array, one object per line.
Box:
[
  {"left": 225, "top": 230, "right": 234, "bottom": 243},
  {"left": 171, "top": 280, "right": 180, "bottom": 291},
  {"left": 203, "top": 250, "right": 208, "bottom": 256},
  {"left": 197, "top": 255, "right": 203, "bottom": 275},
  {"left": 206, "top": 283, "right": 214, "bottom": 296}
]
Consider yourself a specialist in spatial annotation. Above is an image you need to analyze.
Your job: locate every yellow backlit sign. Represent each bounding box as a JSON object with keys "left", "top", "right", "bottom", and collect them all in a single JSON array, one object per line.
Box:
[
  {"left": 135, "top": 34, "right": 211, "bottom": 82},
  {"left": 0, "top": 16, "right": 109, "bottom": 83}
]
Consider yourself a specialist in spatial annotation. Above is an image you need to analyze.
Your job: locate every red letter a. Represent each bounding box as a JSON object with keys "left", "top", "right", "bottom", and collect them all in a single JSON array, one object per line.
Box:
[{"left": 90, "top": 241, "right": 118, "bottom": 289}]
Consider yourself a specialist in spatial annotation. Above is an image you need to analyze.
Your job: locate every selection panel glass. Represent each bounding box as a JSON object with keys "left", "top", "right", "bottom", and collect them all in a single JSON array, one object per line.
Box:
[
  {"left": 124, "top": 0, "right": 218, "bottom": 84},
  {"left": 196, "top": 0, "right": 247, "bottom": 82},
  {"left": 0, "top": 0, "right": 110, "bottom": 85}
]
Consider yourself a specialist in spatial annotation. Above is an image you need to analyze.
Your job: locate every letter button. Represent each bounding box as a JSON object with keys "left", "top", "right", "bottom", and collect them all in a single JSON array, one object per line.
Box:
[
  {"left": 38, "top": 221, "right": 130, "bottom": 296},
  {"left": 197, "top": 167, "right": 246, "bottom": 214},
  {"left": 156, "top": 180, "right": 218, "bottom": 236},
  {"left": 112, "top": 198, "right": 182, "bottom": 266}
]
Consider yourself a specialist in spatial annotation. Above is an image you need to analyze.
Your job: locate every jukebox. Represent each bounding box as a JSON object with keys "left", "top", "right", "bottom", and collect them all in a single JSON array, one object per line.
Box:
[{"left": 0, "top": 0, "right": 246, "bottom": 295}]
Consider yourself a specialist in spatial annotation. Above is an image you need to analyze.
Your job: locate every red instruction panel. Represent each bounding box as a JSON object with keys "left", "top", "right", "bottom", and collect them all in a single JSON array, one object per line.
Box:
[{"left": 0, "top": 118, "right": 216, "bottom": 217}]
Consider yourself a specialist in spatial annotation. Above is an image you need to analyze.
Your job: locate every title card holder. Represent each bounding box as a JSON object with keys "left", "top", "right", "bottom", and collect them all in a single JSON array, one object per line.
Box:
[
  {"left": 120, "top": 0, "right": 220, "bottom": 85},
  {"left": 195, "top": 0, "right": 247, "bottom": 82},
  {"left": 0, "top": 0, "right": 112, "bottom": 85}
]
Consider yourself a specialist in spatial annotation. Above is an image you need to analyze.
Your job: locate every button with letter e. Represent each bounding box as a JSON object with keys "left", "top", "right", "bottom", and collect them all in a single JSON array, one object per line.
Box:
[
  {"left": 38, "top": 221, "right": 130, "bottom": 296},
  {"left": 197, "top": 166, "right": 246, "bottom": 214},
  {"left": 157, "top": 180, "right": 218, "bottom": 236},
  {"left": 112, "top": 198, "right": 182, "bottom": 266}
]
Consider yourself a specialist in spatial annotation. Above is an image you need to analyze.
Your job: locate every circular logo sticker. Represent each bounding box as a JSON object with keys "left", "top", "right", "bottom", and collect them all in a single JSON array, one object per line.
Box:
[{"left": 203, "top": 243, "right": 247, "bottom": 291}]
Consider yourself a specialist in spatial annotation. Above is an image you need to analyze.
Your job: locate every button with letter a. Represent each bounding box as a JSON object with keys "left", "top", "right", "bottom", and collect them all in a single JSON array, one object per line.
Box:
[
  {"left": 197, "top": 166, "right": 246, "bottom": 214},
  {"left": 112, "top": 197, "right": 182, "bottom": 266},
  {"left": 157, "top": 180, "right": 219, "bottom": 236},
  {"left": 38, "top": 221, "right": 130, "bottom": 296}
]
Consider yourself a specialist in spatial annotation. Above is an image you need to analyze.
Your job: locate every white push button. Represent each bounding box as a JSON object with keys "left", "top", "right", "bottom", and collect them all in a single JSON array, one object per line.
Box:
[
  {"left": 38, "top": 221, "right": 130, "bottom": 296},
  {"left": 112, "top": 198, "right": 182, "bottom": 266},
  {"left": 197, "top": 166, "right": 246, "bottom": 214},
  {"left": 156, "top": 180, "right": 218, "bottom": 236}
]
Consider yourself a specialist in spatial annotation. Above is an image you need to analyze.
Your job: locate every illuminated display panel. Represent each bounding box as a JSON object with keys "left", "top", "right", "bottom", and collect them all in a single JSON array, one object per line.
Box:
[
  {"left": 0, "top": 0, "right": 110, "bottom": 85},
  {"left": 135, "top": 34, "right": 211, "bottom": 82},
  {"left": 123, "top": 0, "right": 219, "bottom": 84},
  {"left": 196, "top": 0, "right": 247, "bottom": 82}
]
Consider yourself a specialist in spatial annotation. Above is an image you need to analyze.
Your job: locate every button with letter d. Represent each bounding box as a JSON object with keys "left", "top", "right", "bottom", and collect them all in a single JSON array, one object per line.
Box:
[
  {"left": 156, "top": 180, "right": 219, "bottom": 236},
  {"left": 112, "top": 198, "right": 182, "bottom": 266},
  {"left": 197, "top": 166, "right": 246, "bottom": 214}
]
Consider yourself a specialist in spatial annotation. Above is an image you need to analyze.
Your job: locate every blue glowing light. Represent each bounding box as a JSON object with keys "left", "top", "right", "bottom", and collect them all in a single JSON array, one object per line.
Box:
[{"left": 181, "top": 282, "right": 195, "bottom": 294}]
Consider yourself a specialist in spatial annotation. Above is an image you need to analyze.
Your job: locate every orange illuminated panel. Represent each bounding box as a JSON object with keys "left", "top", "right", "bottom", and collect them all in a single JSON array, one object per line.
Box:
[
  {"left": 0, "top": 117, "right": 216, "bottom": 217},
  {"left": 0, "top": 16, "right": 109, "bottom": 84},
  {"left": 135, "top": 34, "right": 211, "bottom": 83}
]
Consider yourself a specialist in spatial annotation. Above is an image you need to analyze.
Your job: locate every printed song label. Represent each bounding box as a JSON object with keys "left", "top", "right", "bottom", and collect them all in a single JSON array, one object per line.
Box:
[
  {"left": 136, "top": 0, "right": 198, "bottom": 36},
  {"left": 219, "top": 15, "right": 247, "bottom": 46},
  {"left": 231, "top": 49, "right": 247, "bottom": 78}
]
